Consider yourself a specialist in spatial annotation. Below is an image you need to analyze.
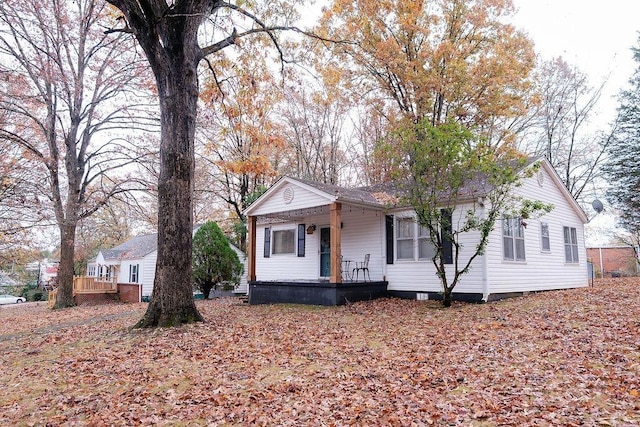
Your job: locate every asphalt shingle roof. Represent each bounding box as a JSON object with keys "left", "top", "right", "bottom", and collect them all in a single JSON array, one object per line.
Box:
[
  {"left": 293, "top": 177, "right": 384, "bottom": 205},
  {"left": 101, "top": 233, "right": 157, "bottom": 261}
]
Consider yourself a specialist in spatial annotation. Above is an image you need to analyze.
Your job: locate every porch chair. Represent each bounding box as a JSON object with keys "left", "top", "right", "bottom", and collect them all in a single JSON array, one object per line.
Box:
[
  {"left": 341, "top": 255, "right": 352, "bottom": 281},
  {"left": 352, "top": 254, "right": 371, "bottom": 282}
]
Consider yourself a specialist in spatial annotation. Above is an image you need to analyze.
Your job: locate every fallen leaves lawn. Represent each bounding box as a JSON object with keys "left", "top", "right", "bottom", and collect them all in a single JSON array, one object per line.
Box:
[{"left": 1, "top": 279, "right": 639, "bottom": 426}]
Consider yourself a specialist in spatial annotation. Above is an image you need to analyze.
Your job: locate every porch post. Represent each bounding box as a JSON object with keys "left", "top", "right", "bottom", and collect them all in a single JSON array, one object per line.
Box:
[
  {"left": 330, "top": 202, "right": 342, "bottom": 283},
  {"left": 248, "top": 215, "right": 257, "bottom": 281}
]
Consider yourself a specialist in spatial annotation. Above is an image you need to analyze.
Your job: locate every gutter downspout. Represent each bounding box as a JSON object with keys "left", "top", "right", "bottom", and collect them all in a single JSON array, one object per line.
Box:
[
  {"left": 481, "top": 199, "right": 489, "bottom": 302},
  {"left": 482, "top": 250, "right": 489, "bottom": 302}
]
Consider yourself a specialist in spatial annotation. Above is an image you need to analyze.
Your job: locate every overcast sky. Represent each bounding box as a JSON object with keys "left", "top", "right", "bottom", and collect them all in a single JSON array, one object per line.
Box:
[
  {"left": 510, "top": 2, "right": 640, "bottom": 244},
  {"left": 512, "top": 0, "right": 640, "bottom": 128}
]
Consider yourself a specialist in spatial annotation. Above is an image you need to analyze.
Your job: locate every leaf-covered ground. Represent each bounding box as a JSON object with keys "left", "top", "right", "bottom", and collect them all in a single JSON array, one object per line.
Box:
[{"left": 1, "top": 278, "right": 639, "bottom": 426}]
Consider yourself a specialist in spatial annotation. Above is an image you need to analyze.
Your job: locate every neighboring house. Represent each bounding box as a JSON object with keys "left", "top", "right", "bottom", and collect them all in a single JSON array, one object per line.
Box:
[
  {"left": 87, "top": 232, "right": 248, "bottom": 302},
  {"left": 243, "top": 158, "right": 589, "bottom": 305},
  {"left": 231, "top": 244, "right": 248, "bottom": 294},
  {"left": 587, "top": 246, "right": 639, "bottom": 278},
  {"left": 33, "top": 259, "right": 59, "bottom": 289},
  {"left": 88, "top": 233, "right": 157, "bottom": 302}
]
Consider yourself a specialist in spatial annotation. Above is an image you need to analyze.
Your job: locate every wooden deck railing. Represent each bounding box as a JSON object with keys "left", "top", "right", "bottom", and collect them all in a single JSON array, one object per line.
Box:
[
  {"left": 47, "top": 288, "right": 58, "bottom": 309},
  {"left": 47, "top": 276, "right": 118, "bottom": 308},
  {"left": 73, "top": 276, "right": 118, "bottom": 293}
]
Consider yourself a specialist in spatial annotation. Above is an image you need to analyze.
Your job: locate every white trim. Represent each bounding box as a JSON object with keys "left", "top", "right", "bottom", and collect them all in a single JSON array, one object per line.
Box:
[
  {"left": 538, "top": 159, "right": 588, "bottom": 224},
  {"left": 244, "top": 176, "right": 337, "bottom": 216}
]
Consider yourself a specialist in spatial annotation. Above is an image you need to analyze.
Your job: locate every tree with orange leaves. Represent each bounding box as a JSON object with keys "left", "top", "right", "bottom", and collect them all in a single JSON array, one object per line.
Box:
[
  {"left": 318, "top": 0, "right": 535, "bottom": 139},
  {"left": 198, "top": 48, "right": 287, "bottom": 250}
]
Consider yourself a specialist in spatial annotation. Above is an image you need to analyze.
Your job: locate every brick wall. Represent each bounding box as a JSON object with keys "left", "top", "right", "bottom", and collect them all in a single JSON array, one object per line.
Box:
[
  {"left": 118, "top": 283, "right": 141, "bottom": 303},
  {"left": 587, "top": 247, "right": 639, "bottom": 278},
  {"left": 74, "top": 293, "right": 119, "bottom": 305}
]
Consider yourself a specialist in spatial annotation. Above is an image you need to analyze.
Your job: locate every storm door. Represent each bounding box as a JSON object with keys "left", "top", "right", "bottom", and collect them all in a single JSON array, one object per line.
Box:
[{"left": 320, "top": 227, "right": 331, "bottom": 278}]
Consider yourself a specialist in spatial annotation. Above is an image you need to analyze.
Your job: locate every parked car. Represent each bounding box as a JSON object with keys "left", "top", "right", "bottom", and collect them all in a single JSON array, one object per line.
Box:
[{"left": 0, "top": 294, "right": 26, "bottom": 305}]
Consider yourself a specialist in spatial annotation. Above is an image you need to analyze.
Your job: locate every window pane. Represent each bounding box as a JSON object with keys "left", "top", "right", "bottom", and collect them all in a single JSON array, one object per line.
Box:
[
  {"left": 515, "top": 239, "right": 526, "bottom": 261},
  {"left": 273, "top": 230, "right": 295, "bottom": 254},
  {"left": 570, "top": 228, "right": 578, "bottom": 245},
  {"left": 397, "top": 218, "right": 414, "bottom": 238},
  {"left": 563, "top": 227, "right": 570, "bottom": 244},
  {"left": 541, "top": 223, "right": 549, "bottom": 238},
  {"left": 418, "top": 225, "right": 430, "bottom": 238},
  {"left": 565, "top": 244, "right": 572, "bottom": 262},
  {"left": 541, "top": 223, "right": 550, "bottom": 251},
  {"left": 398, "top": 240, "right": 414, "bottom": 260},
  {"left": 503, "top": 237, "right": 514, "bottom": 260},
  {"left": 572, "top": 244, "right": 579, "bottom": 263},
  {"left": 542, "top": 236, "right": 550, "bottom": 251},
  {"left": 502, "top": 218, "right": 512, "bottom": 236},
  {"left": 514, "top": 219, "right": 524, "bottom": 238},
  {"left": 419, "top": 238, "right": 436, "bottom": 259}
]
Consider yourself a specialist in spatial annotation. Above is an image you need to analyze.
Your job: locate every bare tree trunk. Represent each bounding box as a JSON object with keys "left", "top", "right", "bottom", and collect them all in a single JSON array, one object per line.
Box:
[
  {"left": 135, "top": 44, "right": 203, "bottom": 327},
  {"left": 54, "top": 222, "right": 77, "bottom": 308},
  {"left": 442, "top": 290, "right": 452, "bottom": 308}
]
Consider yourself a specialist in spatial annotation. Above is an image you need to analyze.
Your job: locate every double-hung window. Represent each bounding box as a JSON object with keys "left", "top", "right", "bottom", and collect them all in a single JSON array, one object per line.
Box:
[
  {"left": 396, "top": 217, "right": 415, "bottom": 260},
  {"left": 563, "top": 226, "right": 579, "bottom": 263},
  {"left": 540, "top": 222, "right": 550, "bottom": 252},
  {"left": 129, "top": 264, "right": 139, "bottom": 283},
  {"left": 502, "top": 217, "right": 526, "bottom": 261}
]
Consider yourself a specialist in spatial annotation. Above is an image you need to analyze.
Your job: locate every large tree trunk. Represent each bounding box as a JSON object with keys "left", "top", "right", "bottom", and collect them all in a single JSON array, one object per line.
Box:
[
  {"left": 54, "top": 222, "right": 77, "bottom": 308},
  {"left": 135, "top": 43, "right": 204, "bottom": 327}
]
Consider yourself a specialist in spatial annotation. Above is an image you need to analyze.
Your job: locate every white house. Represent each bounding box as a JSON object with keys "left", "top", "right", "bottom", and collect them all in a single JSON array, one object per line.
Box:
[
  {"left": 88, "top": 233, "right": 157, "bottom": 301},
  {"left": 88, "top": 233, "right": 248, "bottom": 301},
  {"left": 243, "top": 158, "right": 589, "bottom": 305}
]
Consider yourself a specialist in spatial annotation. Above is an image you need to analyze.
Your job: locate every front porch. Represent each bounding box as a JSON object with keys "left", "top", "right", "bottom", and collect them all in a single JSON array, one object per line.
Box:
[
  {"left": 244, "top": 177, "right": 392, "bottom": 306},
  {"left": 248, "top": 280, "right": 388, "bottom": 306}
]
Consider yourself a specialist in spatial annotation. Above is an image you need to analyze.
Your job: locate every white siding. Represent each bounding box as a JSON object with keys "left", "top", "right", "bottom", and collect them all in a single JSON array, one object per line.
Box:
[
  {"left": 250, "top": 183, "right": 332, "bottom": 216},
  {"left": 250, "top": 161, "right": 587, "bottom": 299},
  {"left": 114, "top": 254, "right": 155, "bottom": 299},
  {"left": 485, "top": 165, "right": 588, "bottom": 294},
  {"left": 255, "top": 209, "right": 385, "bottom": 281},
  {"left": 340, "top": 208, "right": 385, "bottom": 281},
  {"left": 232, "top": 246, "right": 248, "bottom": 294},
  {"left": 140, "top": 251, "right": 157, "bottom": 298},
  {"left": 94, "top": 253, "right": 106, "bottom": 268},
  {"left": 256, "top": 216, "right": 321, "bottom": 280},
  {"left": 116, "top": 261, "right": 130, "bottom": 284},
  {"left": 385, "top": 205, "right": 485, "bottom": 294}
]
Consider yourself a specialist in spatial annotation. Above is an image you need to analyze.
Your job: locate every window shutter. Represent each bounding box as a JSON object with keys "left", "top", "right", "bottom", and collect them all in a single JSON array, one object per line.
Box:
[
  {"left": 263, "top": 227, "right": 271, "bottom": 258},
  {"left": 129, "top": 264, "right": 132, "bottom": 282},
  {"left": 441, "top": 209, "right": 453, "bottom": 264},
  {"left": 385, "top": 215, "right": 394, "bottom": 264},
  {"left": 297, "top": 224, "right": 306, "bottom": 257}
]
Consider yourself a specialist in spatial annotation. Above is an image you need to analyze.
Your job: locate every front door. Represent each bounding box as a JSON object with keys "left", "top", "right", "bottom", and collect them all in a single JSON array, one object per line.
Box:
[{"left": 320, "top": 227, "right": 331, "bottom": 278}]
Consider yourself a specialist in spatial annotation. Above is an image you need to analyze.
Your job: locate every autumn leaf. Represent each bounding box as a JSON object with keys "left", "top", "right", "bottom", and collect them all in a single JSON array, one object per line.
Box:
[{"left": 1, "top": 278, "right": 640, "bottom": 425}]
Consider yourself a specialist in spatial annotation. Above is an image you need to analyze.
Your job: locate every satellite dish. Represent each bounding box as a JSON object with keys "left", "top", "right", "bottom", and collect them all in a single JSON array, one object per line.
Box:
[{"left": 592, "top": 199, "right": 604, "bottom": 214}]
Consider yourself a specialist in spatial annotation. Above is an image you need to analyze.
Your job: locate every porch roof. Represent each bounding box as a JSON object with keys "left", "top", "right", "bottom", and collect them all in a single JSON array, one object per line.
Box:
[{"left": 244, "top": 176, "right": 385, "bottom": 218}]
